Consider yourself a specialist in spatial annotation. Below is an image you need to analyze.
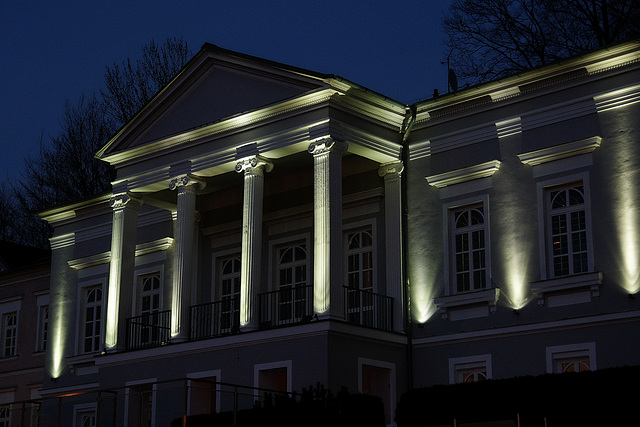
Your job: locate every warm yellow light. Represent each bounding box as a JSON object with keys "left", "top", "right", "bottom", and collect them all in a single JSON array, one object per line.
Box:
[
  {"left": 615, "top": 168, "right": 640, "bottom": 293},
  {"left": 500, "top": 236, "right": 533, "bottom": 310},
  {"left": 50, "top": 315, "right": 64, "bottom": 379},
  {"left": 409, "top": 256, "right": 440, "bottom": 323},
  {"left": 609, "top": 113, "right": 640, "bottom": 294},
  {"left": 493, "top": 177, "right": 535, "bottom": 310}
]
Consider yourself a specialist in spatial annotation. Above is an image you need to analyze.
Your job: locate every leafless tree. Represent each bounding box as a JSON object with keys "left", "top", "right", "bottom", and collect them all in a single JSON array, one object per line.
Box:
[
  {"left": 8, "top": 38, "right": 192, "bottom": 248},
  {"left": 12, "top": 95, "right": 115, "bottom": 247},
  {"left": 102, "top": 37, "right": 192, "bottom": 125},
  {"left": 0, "top": 183, "right": 19, "bottom": 243},
  {"left": 443, "top": 0, "right": 640, "bottom": 85}
]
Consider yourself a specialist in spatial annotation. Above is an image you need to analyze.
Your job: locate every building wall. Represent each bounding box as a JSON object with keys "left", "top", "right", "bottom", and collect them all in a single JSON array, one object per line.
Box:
[
  {"left": 34, "top": 40, "right": 640, "bottom": 426},
  {"left": 0, "top": 254, "right": 50, "bottom": 426},
  {"left": 406, "top": 47, "right": 640, "bottom": 387}
]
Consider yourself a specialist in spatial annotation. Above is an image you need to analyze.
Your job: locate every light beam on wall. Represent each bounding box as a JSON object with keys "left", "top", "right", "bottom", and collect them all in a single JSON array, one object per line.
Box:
[
  {"left": 410, "top": 252, "right": 440, "bottom": 323},
  {"left": 608, "top": 113, "right": 640, "bottom": 294},
  {"left": 496, "top": 204, "right": 534, "bottom": 310}
]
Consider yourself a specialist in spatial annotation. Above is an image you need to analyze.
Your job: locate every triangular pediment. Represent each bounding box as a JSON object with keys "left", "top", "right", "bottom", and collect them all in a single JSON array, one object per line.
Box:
[{"left": 99, "top": 44, "right": 331, "bottom": 160}]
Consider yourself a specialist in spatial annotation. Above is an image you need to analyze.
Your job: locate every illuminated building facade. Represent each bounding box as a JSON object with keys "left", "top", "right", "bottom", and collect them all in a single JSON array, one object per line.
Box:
[
  {"left": 0, "top": 242, "right": 50, "bottom": 426},
  {"left": 37, "top": 40, "right": 640, "bottom": 425},
  {"left": 407, "top": 40, "right": 640, "bottom": 387},
  {"left": 39, "top": 44, "right": 407, "bottom": 426}
]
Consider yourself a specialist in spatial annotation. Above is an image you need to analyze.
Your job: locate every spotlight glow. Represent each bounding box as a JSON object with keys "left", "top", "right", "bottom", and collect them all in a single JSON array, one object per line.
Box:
[{"left": 609, "top": 111, "right": 640, "bottom": 294}]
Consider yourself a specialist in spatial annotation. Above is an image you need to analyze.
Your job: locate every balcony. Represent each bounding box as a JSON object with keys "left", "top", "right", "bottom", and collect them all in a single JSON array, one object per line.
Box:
[
  {"left": 124, "top": 286, "right": 393, "bottom": 351},
  {"left": 190, "top": 297, "right": 240, "bottom": 340},
  {"left": 259, "top": 285, "right": 314, "bottom": 328},
  {"left": 126, "top": 310, "right": 171, "bottom": 350},
  {"left": 344, "top": 287, "right": 393, "bottom": 331}
]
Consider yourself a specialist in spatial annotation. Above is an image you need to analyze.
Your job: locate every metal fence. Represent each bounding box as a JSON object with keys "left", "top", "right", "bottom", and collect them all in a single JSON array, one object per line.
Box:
[
  {"left": 125, "top": 310, "right": 171, "bottom": 350},
  {"left": 259, "top": 285, "right": 314, "bottom": 327},
  {"left": 190, "top": 298, "right": 240, "bottom": 340},
  {"left": 344, "top": 287, "right": 393, "bottom": 331}
]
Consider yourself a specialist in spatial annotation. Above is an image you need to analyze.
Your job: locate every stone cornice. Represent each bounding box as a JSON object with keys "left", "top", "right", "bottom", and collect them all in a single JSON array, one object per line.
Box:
[
  {"left": 99, "top": 88, "right": 338, "bottom": 167},
  {"left": 518, "top": 136, "right": 602, "bottom": 166},
  {"left": 413, "top": 40, "right": 640, "bottom": 124},
  {"left": 426, "top": 160, "right": 501, "bottom": 188},
  {"left": 68, "top": 238, "right": 174, "bottom": 270}
]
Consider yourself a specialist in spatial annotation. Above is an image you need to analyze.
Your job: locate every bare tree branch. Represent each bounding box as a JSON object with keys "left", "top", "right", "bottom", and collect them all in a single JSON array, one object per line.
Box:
[{"left": 444, "top": 0, "right": 640, "bottom": 85}]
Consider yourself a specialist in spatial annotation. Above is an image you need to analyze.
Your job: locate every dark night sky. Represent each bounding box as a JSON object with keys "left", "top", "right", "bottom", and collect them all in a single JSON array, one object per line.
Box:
[{"left": 1, "top": 1, "right": 451, "bottom": 180}]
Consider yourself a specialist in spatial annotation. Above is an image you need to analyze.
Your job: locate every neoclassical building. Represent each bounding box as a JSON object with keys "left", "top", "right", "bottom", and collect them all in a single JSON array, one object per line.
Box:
[
  {"left": 39, "top": 43, "right": 408, "bottom": 426},
  {"left": 36, "top": 39, "right": 640, "bottom": 426}
]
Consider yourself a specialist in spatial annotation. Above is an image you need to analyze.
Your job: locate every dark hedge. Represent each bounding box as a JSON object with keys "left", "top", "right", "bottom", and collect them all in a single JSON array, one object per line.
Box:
[{"left": 395, "top": 365, "right": 640, "bottom": 427}]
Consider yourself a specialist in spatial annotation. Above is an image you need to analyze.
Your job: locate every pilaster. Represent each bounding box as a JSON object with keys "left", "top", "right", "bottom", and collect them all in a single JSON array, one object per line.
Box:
[{"left": 379, "top": 162, "right": 404, "bottom": 332}]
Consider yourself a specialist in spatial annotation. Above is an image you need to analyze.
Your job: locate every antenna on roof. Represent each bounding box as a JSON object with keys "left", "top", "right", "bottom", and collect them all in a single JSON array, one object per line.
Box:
[
  {"left": 448, "top": 68, "right": 458, "bottom": 93},
  {"left": 442, "top": 49, "right": 458, "bottom": 93}
]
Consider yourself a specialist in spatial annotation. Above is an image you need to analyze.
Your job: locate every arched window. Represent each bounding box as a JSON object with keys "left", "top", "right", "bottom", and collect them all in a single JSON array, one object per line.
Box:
[
  {"left": 548, "top": 184, "right": 588, "bottom": 277},
  {"left": 452, "top": 204, "right": 486, "bottom": 293}
]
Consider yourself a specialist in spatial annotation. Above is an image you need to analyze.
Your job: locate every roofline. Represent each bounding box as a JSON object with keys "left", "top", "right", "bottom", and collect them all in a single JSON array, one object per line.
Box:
[
  {"left": 96, "top": 42, "right": 408, "bottom": 161},
  {"left": 411, "top": 38, "right": 640, "bottom": 111}
]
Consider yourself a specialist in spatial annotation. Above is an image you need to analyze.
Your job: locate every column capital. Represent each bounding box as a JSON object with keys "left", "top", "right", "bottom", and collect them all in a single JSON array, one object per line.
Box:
[
  {"left": 109, "top": 193, "right": 143, "bottom": 210},
  {"left": 235, "top": 155, "right": 273, "bottom": 176},
  {"left": 378, "top": 162, "right": 404, "bottom": 178},
  {"left": 169, "top": 175, "right": 206, "bottom": 191},
  {"left": 307, "top": 137, "right": 348, "bottom": 156}
]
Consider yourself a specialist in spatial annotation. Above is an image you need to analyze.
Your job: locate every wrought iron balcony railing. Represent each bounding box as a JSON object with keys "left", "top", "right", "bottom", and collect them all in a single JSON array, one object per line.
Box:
[
  {"left": 259, "top": 285, "right": 313, "bottom": 327},
  {"left": 126, "top": 310, "right": 171, "bottom": 350},
  {"left": 190, "top": 297, "right": 240, "bottom": 340},
  {"left": 344, "top": 287, "right": 393, "bottom": 331}
]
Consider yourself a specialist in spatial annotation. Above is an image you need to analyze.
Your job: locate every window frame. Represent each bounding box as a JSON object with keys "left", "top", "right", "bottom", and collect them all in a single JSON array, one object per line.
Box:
[
  {"left": 2, "top": 312, "right": 18, "bottom": 358},
  {"left": 79, "top": 284, "right": 104, "bottom": 355},
  {"left": 344, "top": 223, "right": 376, "bottom": 293},
  {"left": 35, "top": 292, "right": 49, "bottom": 353},
  {"left": 449, "top": 354, "right": 492, "bottom": 384},
  {"left": 124, "top": 378, "right": 157, "bottom": 427},
  {"left": 537, "top": 173, "right": 594, "bottom": 281},
  {"left": 546, "top": 342, "right": 596, "bottom": 374},
  {"left": 73, "top": 403, "right": 97, "bottom": 427},
  {"left": 0, "top": 405, "right": 10, "bottom": 427},
  {"left": 37, "top": 304, "right": 49, "bottom": 353},
  {"left": 213, "top": 252, "right": 241, "bottom": 333},
  {"left": 253, "top": 360, "right": 292, "bottom": 400},
  {"left": 187, "top": 369, "right": 222, "bottom": 415},
  {"left": 0, "top": 299, "right": 21, "bottom": 359},
  {"left": 443, "top": 194, "right": 491, "bottom": 296}
]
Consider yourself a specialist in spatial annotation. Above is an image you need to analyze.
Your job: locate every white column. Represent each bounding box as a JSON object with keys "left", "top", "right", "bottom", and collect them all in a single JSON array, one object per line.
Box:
[
  {"left": 235, "top": 156, "right": 272, "bottom": 330},
  {"left": 308, "top": 137, "right": 347, "bottom": 319},
  {"left": 169, "top": 175, "right": 205, "bottom": 341},
  {"left": 379, "top": 162, "right": 404, "bottom": 332},
  {"left": 105, "top": 193, "right": 142, "bottom": 351}
]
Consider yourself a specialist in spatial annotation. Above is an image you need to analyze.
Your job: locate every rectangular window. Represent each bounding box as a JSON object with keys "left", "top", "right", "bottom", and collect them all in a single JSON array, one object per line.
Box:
[
  {"left": 135, "top": 272, "right": 164, "bottom": 347},
  {"left": 127, "top": 383, "right": 155, "bottom": 427},
  {"left": 346, "top": 227, "right": 374, "bottom": 291},
  {"left": 546, "top": 343, "right": 596, "bottom": 374},
  {"left": 449, "top": 354, "right": 492, "bottom": 384},
  {"left": 2, "top": 313, "right": 18, "bottom": 358},
  {"left": 275, "top": 242, "right": 309, "bottom": 324},
  {"left": 37, "top": 305, "right": 49, "bottom": 352},
  {"left": 345, "top": 226, "right": 375, "bottom": 326},
  {"left": 82, "top": 285, "right": 102, "bottom": 354},
  {"left": 74, "top": 406, "right": 97, "bottom": 427},
  {"left": 546, "top": 183, "right": 590, "bottom": 277},
  {"left": 254, "top": 360, "right": 292, "bottom": 402},
  {"left": 0, "top": 406, "right": 10, "bottom": 427},
  {"left": 451, "top": 203, "right": 487, "bottom": 293},
  {"left": 219, "top": 256, "right": 240, "bottom": 333}
]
